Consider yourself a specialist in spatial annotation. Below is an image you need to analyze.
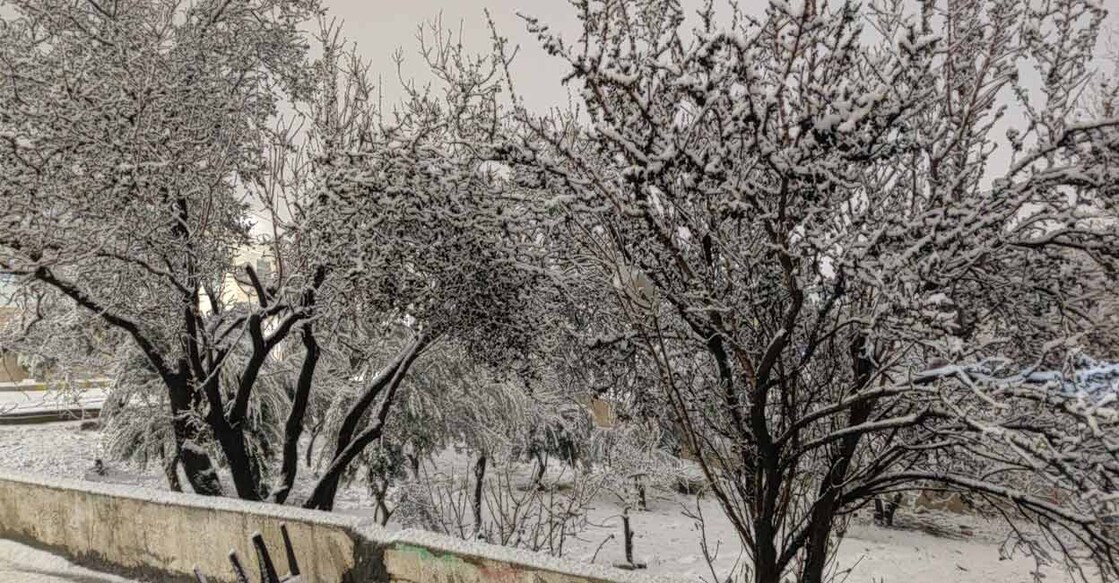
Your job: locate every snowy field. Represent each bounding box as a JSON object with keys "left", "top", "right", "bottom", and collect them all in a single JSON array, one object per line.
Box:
[{"left": 0, "top": 421, "right": 1086, "bottom": 583}]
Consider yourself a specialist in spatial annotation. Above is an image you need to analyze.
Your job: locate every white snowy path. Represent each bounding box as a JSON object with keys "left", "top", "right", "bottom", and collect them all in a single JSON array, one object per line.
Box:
[
  {"left": 0, "top": 422, "right": 1088, "bottom": 583},
  {"left": 0, "top": 540, "right": 136, "bottom": 582}
]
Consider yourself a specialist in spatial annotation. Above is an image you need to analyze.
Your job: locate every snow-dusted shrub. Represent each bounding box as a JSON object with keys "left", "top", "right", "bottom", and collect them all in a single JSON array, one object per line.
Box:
[{"left": 396, "top": 456, "right": 604, "bottom": 557}]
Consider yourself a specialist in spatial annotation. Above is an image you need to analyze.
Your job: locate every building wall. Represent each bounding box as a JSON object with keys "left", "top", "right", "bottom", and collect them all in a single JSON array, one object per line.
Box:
[
  {"left": 0, "top": 307, "right": 27, "bottom": 383},
  {"left": 0, "top": 352, "right": 27, "bottom": 383}
]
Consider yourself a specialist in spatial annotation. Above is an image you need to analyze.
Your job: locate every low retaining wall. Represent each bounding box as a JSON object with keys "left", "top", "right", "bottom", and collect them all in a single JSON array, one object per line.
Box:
[{"left": 0, "top": 470, "right": 669, "bottom": 583}]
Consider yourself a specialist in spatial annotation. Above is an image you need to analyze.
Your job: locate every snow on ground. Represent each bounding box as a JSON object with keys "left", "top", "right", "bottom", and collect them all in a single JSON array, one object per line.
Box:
[
  {"left": 0, "top": 387, "right": 106, "bottom": 417},
  {"left": 0, "top": 421, "right": 163, "bottom": 489},
  {"left": 573, "top": 494, "right": 1066, "bottom": 583},
  {"left": 0, "top": 540, "right": 135, "bottom": 582},
  {"left": 0, "top": 422, "right": 1088, "bottom": 583}
]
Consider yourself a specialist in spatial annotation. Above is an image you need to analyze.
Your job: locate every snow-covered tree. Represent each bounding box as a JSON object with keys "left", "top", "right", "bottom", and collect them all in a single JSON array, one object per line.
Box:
[
  {"left": 384, "top": 342, "right": 601, "bottom": 554},
  {"left": 0, "top": 288, "right": 118, "bottom": 387},
  {"left": 507, "top": 0, "right": 1119, "bottom": 581},
  {"left": 292, "top": 21, "right": 551, "bottom": 510},
  {"left": 0, "top": 0, "right": 322, "bottom": 499}
]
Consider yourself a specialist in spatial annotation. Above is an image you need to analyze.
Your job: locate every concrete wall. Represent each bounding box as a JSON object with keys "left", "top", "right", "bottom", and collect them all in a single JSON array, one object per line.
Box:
[{"left": 0, "top": 471, "right": 671, "bottom": 583}]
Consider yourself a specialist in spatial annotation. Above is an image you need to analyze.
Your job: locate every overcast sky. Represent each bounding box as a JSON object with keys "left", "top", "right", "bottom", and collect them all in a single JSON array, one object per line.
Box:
[
  {"left": 320, "top": 0, "right": 584, "bottom": 113},
  {"left": 324, "top": 0, "right": 1119, "bottom": 116},
  {"left": 317, "top": 0, "right": 1119, "bottom": 192}
]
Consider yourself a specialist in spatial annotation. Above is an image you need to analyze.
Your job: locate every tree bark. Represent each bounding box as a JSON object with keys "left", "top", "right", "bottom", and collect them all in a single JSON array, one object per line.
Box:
[
  {"left": 161, "top": 444, "right": 182, "bottom": 493},
  {"left": 531, "top": 451, "right": 546, "bottom": 490},
  {"left": 622, "top": 507, "right": 635, "bottom": 566},
  {"left": 214, "top": 422, "right": 267, "bottom": 501},
  {"left": 874, "top": 495, "right": 900, "bottom": 527},
  {"left": 373, "top": 477, "right": 392, "bottom": 526},
  {"left": 799, "top": 335, "right": 876, "bottom": 583},
  {"left": 273, "top": 325, "right": 319, "bottom": 504},
  {"left": 302, "top": 416, "right": 389, "bottom": 509},
  {"left": 303, "top": 336, "right": 426, "bottom": 510},
  {"left": 167, "top": 376, "right": 223, "bottom": 496},
  {"left": 472, "top": 453, "right": 487, "bottom": 539}
]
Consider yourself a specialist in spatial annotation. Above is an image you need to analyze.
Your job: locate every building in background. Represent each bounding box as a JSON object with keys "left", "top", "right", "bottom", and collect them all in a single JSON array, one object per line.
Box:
[
  {"left": 0, "top": 275, "right": 29, "bottom": 382},
  {"left": 201, "top": 245, "right": 276, "bottom": 311},
  {"left": 0, "top": 246, "right": 277, "bottom": 384}
]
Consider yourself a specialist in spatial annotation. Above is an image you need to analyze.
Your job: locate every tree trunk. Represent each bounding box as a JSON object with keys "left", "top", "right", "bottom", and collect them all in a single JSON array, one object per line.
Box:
[
  {"left": 622, "top": 507, "right": 635, "bottom": 566},
  {"left": 371, "top": 474, "right": 392, "bottom": 526},
  {"left": 305, "top": 421, "right": 321, "bottom": 469},
  {"left": 800, "top": 336, "right": 876, "bottom": 583},
  {"left": 472, "top": 453, "right": 487, "bottom": 539},
  {"left": 303, "top": 419, "right": 390, "bottom": 510},
  {"left": 167, "top": 377, "right": 223, "bottom": 496},
  {"left": 213, "top": 420, "right": 267, "bottom": 501},
  {"left": 303, "top": 337, "right": 426, "bottom": 511},
  {"left": 799, "top": 499, "right": 839, "bottom": 583},
  {"left": 752, "top": 516, "right": 781, "bottom": 583},
  {"left": 273, "top": 326, "right": 319, "bottom": 504},
  {"left": 531, "top": 451, "right": 546, "bottom": 489},
  {"left": 874, "top": 495, "right": 900, "bottom": 527},
  {"left": 161, "top": 444, "right": 182, "bottom": 493}
]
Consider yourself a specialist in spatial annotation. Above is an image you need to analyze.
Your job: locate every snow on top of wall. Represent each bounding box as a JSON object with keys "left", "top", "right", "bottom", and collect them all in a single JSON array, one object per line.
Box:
[
  {"left": 0, "top": 468, "right": 368, "bottom": 530},
  {"left": 0, "top": 469, "right": 681, "bottom": 583}
]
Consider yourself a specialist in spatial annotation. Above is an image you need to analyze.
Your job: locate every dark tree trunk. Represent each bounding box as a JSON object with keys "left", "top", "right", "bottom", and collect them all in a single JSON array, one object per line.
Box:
[
  {"left": 799, "top": 497, "right": 839, "bottom": 583},
  {"left": 29, "top": 267, "right": 225, "bottom": 495},
  {"left": 212, "top": 417, "right": 267, "bottom": 501},
  {"left": 622, "top": 507, "right": 635, "bottom": 566},
  {"left": 167, "top": 377, "right": 223, "bottom": 496},
  {"left": 634, "top": 476, "right": 647, "bottom": 511},
  {"left": 305, "top": 421, "right": 321, "bottom": 469},
  {"left": 303, "top": 418, "right": 391, "bottom": 510},
  {"left": 370, "top": 473, "right": 392, "bottom": 526},
  {"left": 752, "top": 515, "right": 781, "bottom": 583},
  {"left": 799, "top": 335, "right": 876, "bottom": 583},
  {"left": 472, "top": 454, "right": 487, "bottom": 538},
  {"left": 874, "top": 495, "right": 900, "bottom": 526},
  {"left": 273, "top": 325, "right": 319, "bottom": 504},
  {"left": 161, "top": 444, "right": 182, "bottom": 493},
  {"left": 531, "top": 451, "right": 546, "bottom": 489},
  {"left": 304, "top": 337, "right": 426, "bottom": 511}
]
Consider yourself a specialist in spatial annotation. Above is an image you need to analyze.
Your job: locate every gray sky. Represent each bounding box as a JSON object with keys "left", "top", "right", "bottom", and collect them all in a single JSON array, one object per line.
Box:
[
  {"left": 323, "top": 0, "right": 1119, "bottom": 182},
  {"left": 323, "top": 0, "right": 583, "bottom": 113},
  {"left": 325, "top": 0, "right": 1119, "bottom": 113}
]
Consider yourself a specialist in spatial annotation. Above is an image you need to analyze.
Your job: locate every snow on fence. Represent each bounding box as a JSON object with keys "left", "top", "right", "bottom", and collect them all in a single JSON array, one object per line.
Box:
[{"left": 0, "top": 470, "right": 673, "bottom": 583}]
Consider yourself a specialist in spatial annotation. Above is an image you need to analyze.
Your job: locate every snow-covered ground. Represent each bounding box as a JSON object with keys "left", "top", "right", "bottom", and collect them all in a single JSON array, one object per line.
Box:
[
  {"left": 577, "top": 495, "right": 1066, "bottom": 583},
  {"left": 0, "top": 421, "right": 1086, "bottom": 583},
  {"left": 0, "top": 540, "right": 135, "bottom": 582}
]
